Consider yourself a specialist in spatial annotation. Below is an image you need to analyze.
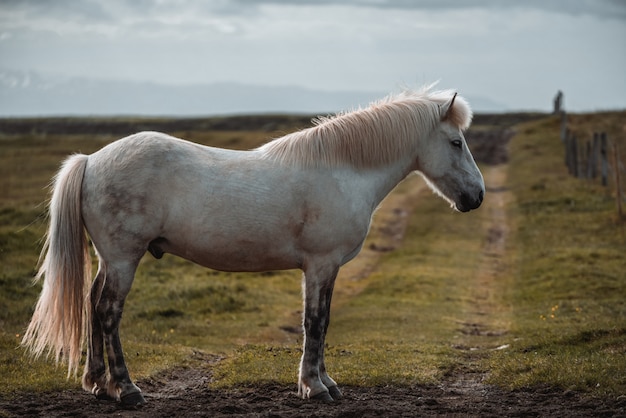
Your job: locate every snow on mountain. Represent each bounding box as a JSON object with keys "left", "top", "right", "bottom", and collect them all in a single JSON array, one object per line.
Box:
[{"left": 0, "top": 69, "right": 509, "bottom": 117}]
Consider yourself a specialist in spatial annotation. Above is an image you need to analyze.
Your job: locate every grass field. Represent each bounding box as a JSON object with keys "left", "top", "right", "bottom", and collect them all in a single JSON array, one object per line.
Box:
[
  {"left": 484, "top": 114, "right": 626, "bottom": 396},
  {"left": 0, "top": 112, "right": 624, "bottom": 399}
]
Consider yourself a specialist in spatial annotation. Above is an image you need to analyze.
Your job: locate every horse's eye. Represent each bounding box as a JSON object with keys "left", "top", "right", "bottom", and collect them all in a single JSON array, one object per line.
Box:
[{"left": 451, "top": 139, "right": 462, "bottom": 149}]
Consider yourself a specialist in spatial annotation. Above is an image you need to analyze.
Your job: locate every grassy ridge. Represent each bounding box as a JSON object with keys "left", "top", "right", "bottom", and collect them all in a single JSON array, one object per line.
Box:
[{"left": 485, "top": 115, "right": 626, "bottom": 396}]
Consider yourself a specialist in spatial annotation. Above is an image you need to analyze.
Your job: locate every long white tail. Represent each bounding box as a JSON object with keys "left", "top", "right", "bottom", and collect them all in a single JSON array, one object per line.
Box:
[{"left": 22, "top": 154, "right": 92, "bottom": 377}]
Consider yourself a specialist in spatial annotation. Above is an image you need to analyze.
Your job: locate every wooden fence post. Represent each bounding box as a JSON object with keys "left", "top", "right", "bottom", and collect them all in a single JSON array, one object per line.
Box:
[
  {"left": 612, "top": 139, "right": 624, "bottom": 220},
  {"left": 591, "top": 133, "right": 600, "bottom": 180},
  {"left": 564, "top": 132, "right": 569, "bottom": 171},
  {"left": 564, "top": 129, "right": 570, "bottom": 167},
  {"left": 571, "top": 135, "right": 579, "bottom": 177},
  {"left": 566, "top": 133, "right": 573, "bottom": 175},
  {"left": 600, "top": 132, "right": 608, "bottom": 186},
  {"left": 586, "top": 141, "right": 593, "bottom": 179},
  {"left": 560, "top": 111, "right": 568, "bottom": 142}
]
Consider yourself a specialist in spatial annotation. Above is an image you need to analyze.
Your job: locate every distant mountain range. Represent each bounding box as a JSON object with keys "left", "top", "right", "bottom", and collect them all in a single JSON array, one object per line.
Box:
[{"left": 0, "top": 69, "right": 509, "bottom": 117}]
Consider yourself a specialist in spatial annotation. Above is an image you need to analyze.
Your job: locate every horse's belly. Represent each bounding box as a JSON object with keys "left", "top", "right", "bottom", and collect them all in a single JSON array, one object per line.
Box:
[{"left": 156, "top": 234, "right": 301, "bottom": 272}]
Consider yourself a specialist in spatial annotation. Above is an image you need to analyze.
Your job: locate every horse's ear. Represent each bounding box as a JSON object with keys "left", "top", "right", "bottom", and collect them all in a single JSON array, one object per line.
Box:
[{"left": 441, "top": 92, "right": 458, "bottom": 121}]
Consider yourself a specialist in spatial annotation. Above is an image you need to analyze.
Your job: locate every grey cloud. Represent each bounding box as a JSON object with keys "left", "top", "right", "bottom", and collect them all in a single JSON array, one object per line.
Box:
[
  {"left": 0, "top": 0, "right": 260, "bottom": 21},
  {"left": 3, "top": 0, "right": 624, "bottom": 22},
  {"left": 0, "top": 0, "right": 114, "bottom": 22},
  {"left": 233, "top": 0, "right": 626, "bottom": 20}
]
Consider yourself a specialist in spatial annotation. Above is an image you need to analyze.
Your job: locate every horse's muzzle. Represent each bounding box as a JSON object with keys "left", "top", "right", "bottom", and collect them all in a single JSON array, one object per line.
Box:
[{"left": 457, "top": 190, "right": 484, "bottom": 212}]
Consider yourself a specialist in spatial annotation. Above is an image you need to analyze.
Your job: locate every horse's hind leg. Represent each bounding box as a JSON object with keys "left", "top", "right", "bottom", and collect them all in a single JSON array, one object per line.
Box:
[
  {"left": 82, "top": 266, "right": 112, "bottom": 400},
  {"left": 94, "top": 259, "right": 145, "bottom": 406}
]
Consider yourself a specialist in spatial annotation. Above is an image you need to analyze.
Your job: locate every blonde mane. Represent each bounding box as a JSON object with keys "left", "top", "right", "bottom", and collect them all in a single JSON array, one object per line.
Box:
[{"left": 258, "top": 86, "right": 472, "bottom": 169}]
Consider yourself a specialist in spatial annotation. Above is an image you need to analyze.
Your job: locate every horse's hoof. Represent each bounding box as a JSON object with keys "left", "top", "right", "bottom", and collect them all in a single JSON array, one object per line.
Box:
[
  {"left": 328, "top": 385, "right": 343, "bottom": 400},
  {"left": 120, "top": 391, "right": 146, "bottom": 407},
  {"left": 311, "top": 391, "right": 334, "bottom": 402},
  {"left": 93, "top": 388, "right": 116, "bottom": 402}
]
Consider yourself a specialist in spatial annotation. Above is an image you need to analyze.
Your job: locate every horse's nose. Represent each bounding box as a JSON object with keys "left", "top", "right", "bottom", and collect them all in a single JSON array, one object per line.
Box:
[{"left": 457, "top": 191, "right": 483, "bottom": 212}]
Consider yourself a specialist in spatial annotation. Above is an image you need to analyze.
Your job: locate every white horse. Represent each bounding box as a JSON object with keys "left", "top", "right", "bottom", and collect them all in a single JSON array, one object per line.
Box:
[{"left": 22, "top": 86, "right": 484, "bottom": 406}]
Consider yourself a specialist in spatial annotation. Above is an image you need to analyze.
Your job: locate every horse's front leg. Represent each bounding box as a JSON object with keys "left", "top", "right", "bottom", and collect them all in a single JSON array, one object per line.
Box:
[
  {"left": 319, "top": 306, "right": 342, "bottom": 401},
  {"left": 298, "top": 264, "right": 341, "bottom": 401}
]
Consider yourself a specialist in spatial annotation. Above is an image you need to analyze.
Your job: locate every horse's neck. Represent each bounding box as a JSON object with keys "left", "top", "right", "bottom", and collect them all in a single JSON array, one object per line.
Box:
[{"left": 343, "top": 153, "right": 417, "bottom": 213}]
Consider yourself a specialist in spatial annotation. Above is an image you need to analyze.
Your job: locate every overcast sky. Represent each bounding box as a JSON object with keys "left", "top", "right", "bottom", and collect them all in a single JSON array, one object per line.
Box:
[{"left": 1, "top": 0, "right": 625, "bottom": 112}]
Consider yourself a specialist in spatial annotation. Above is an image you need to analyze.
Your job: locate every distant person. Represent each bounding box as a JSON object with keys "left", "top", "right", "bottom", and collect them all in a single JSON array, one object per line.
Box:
[{"left": 553, "top": 90, "right": 563, "bottom": 114}]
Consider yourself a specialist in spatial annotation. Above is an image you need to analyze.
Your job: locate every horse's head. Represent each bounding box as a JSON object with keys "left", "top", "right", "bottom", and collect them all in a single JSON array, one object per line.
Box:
[{"left": 416, "top": 93, "right": 485, "bottom": 212}]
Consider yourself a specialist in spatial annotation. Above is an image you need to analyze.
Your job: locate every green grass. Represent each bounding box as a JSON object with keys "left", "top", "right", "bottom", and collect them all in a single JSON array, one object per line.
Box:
[
  {"left": 1, "top": 114, "right": 625, "bottom": 399},
  {"left": 484, "top": 114, "right": 626, "bottom": 397}
]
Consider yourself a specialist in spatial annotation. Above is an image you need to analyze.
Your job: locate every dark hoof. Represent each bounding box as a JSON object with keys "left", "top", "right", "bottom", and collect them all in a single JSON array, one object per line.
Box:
[
  {"left": 328, "top": 385, "right": 343, "bottom": 400},
  {"left": 311, "top": 390, "right": 334, "bottom": 403},
  {"left": 120, "top": 391, "right": 146, "bottom": 407}
]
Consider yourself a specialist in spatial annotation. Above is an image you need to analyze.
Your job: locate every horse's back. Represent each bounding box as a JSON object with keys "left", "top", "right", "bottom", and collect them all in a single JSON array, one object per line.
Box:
[
  {"left": 79, "top": 132, "right": 295, "bottom": 268},
  {"left": 79, "top": 131, "right": 372, "bottom": 272},
  {"left": 89, "top": 131, "right": 238, "bottom": 169}
]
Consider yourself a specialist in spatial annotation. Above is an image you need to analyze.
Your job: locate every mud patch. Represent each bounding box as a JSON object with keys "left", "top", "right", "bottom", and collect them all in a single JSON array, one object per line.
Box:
[{"left": 1, "top": 371, "right": 622, "bottom": 418}]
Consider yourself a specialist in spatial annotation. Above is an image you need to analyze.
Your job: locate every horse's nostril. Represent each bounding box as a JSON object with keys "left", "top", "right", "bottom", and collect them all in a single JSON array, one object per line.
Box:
[{"left": 478, "top": 190, "right": 484, "bottom": 203}]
